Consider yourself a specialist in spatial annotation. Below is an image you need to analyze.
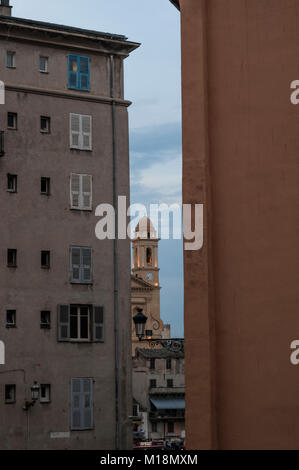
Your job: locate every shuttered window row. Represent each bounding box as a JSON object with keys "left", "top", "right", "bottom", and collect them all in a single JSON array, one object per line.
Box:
[
  {"left": 70, "top": 113, "right": 92, "bottom": 150},
  {"left": 58, "top": 305, "right": 104, "bottom": 343},
  {"left": 70, "top": 173, "right": 92, "bottom": 210}
]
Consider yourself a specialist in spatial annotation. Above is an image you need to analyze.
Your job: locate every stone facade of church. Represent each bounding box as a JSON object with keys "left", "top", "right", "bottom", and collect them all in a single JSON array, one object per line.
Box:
[{"left": 131, "top": 217, "right": 170, "bottom": 355}]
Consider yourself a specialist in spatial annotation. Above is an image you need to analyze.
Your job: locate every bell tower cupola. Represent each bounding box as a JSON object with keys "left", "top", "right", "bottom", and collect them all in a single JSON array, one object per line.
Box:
[{"left": 132, "top": 217, "right": 160, "bottom": 286}]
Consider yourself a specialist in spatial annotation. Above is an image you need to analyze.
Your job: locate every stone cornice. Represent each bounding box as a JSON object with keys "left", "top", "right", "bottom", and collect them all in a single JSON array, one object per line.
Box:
[{"left": 6, "top": 84, "right": 131, "bottom": 107}]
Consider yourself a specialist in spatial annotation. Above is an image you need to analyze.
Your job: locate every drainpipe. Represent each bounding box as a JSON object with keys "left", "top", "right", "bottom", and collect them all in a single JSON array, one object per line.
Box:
[{"left": 110, "top": 54, "right": 120, "bottom": 450}]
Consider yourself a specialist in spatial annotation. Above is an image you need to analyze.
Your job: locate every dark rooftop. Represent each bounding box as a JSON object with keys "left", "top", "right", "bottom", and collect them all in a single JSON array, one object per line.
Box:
[
  {"left": 136, "top": 347, "right": 184, "bottom": 359},
  {"left": 0, "top": 14, "right": 139, "bottom": 46}
]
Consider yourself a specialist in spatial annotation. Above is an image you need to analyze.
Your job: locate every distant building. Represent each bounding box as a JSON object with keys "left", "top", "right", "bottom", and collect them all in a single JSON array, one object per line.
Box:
[
  {"left": 0, "top": 1, "right": 139, "bottom": 450},
  {"left": 171, "top": 0, "right": 299, "bottom": 450},
  {"left": 133, "top": 348, "right": 185, "bottom": 444},
  {"left": 131, "top": 217, "right": 184, "bottom": 444}
]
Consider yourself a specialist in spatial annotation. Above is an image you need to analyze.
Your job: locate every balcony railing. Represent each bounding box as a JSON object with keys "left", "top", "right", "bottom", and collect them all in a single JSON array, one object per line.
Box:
[
  {"left": 149, "top": 386, "right": 185, "bottom": 394},
  {"left": 0, "top": 131, "right": 4, "bottom": 157},
  {"left": 150, "top": 410, "right": 185, "bottom": 421}
]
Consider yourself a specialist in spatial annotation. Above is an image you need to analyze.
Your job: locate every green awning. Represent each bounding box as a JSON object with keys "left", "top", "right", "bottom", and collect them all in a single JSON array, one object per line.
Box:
[{"left": 150, "top": 397, "right": 185, "bottom": 410}]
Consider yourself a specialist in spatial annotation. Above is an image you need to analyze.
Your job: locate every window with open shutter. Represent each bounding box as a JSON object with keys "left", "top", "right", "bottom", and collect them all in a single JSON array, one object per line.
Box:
[
  {"left": 58, "top": 304, "right": 103, "bottom": 343},
  {"left": 70, "top": 378, "right": 93, "bottom": 430},
  {"left": 68, "top": 55, "right": 90, "bottom": 91},
  {"left": 70, "top": 174, "right": 92, "bottom": 210},
  {"left": 70, "top": 246, "right": 92, "bottom": 284},
  {"left": 70, "top": 114, "right": 92, "bottom": 151},
  {"left": 93, "top": 306, "right": 104, "bottom": 342},
  {"left": 58, "top": 305, "right": 70, "bottom": 341}
]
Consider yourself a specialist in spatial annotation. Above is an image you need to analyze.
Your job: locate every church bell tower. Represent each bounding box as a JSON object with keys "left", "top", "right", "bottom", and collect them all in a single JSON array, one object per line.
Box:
[{"left": 132, "top": 217, "right": 160, "bottom": 287}]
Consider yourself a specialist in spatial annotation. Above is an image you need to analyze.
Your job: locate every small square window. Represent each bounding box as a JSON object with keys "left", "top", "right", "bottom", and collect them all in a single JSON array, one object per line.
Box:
[
  {"left": 40, "top": 311, "right": 51, "bottom": 329},
  {"left": 7, "top": 113, "right": 17, "bottom": 130},
  {"left": 6, "top": 310, "right": 16, "bottom": 328},
  {"left": 5, "top": 384, "right": 16, "bottom": 404},
  {"left": 7, "top": 249, "right": 17, "bottom": 267},
  {"left": 41, "top": 251, "right": 50, "bottom": 269},
  {"left": 40, "top": 116, "right": 51, "bottom": 133},
  {"left": 167, "top": 379, "right": 173, "bottom": 388},
  {"left": 6, "top": 51, "right": 15, "bottom": 68},
  {"left": 150, "top": 379, "right": 156, "bottom": 389},
  {"left": 40, "top": 384, "right": 51, "bottom": 403},
  {"left": 39, "top": 56, "right": 48, "bottom": 73},
  {"left": 41, "top": 177, "right": 50, "bottom": 195},
  {"left": 7, "top": 174, "right": 17, "bottom": 193}
]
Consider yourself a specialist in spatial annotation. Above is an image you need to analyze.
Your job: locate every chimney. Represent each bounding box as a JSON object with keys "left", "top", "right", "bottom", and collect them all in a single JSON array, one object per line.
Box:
[{"left": 0, "top": 0, "right": 12, "bottom": 16}]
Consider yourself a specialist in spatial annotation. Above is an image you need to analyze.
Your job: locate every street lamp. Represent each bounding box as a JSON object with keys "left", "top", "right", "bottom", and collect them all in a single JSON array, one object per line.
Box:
[
  {"left": 133, "top": 308, "right": 184, "bottom": 353},
  {"left": 133, "top": 308, "right": 148, "bottom": 339},
  {"left": 23, "top": 382, "right": 40, "bottom": 411}
]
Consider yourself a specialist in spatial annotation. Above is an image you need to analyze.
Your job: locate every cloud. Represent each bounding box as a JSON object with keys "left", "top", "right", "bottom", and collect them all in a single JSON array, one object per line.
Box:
[
  {"left": 135, "top": 154, "right": 181, "bottom": 198},
  {"left": 130, "top": 121, "right": 182, "bottom": 157},
  {"left": 130, "top": 121, "right": 182, "bottom": 206}
]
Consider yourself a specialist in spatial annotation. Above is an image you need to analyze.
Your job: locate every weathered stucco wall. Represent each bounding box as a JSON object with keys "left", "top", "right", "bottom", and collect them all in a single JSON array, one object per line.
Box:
[
  {"left": 180, "top": 0, "right": 299, "bottom": 450},
  {"left": 0, "top": 24, "right": 134, "bottom": 450}
]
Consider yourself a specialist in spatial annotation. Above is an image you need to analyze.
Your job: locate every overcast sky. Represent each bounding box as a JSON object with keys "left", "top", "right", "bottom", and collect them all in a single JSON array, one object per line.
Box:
[{"left": 12, "top": 0, "right": 183, "bottom": 337}]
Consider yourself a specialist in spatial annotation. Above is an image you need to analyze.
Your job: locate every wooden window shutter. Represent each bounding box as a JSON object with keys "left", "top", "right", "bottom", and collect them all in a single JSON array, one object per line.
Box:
[
  {"left": 70, "top": 378, "right": 93, "bottom": 430},
  {"left": 58, "top": 305, "right": 70, "bottom": 341},
  {"left": 70, "top": 247, "right": 81, "bottom": 282},
  {"left": 82, "top": 248, "right": 92, "bottom": 283},
  {"left": 82, "top": 378, "right": 93, "bottom": 429},
  {"left": 81, "top": 115, "right": 92, "bottom": 150},
  {"left": 70, "top": 173, "right": 80, "bottom": 209},
  {"left": 82, "top": 175, "right": 92, "bottom": 210},
  {"left": 68, "top": 55, "right": 79, "bottom": 89},
  {"left": 70, "top": 114, "right": 80, "bottom": 149},
  {"left": 93, "top": 306, "right": 104, "bottom": 342},
  {"left": 71, "top": 378, "right": 82, "bottom": 430},
  {"left": 79, "top": 56, "right": 90, "bottom": 91}
]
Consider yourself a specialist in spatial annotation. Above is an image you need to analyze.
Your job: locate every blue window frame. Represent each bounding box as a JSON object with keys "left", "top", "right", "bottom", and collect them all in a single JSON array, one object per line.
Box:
[{"left": 68, "top": 55, "right": 90, "bottom": 91}]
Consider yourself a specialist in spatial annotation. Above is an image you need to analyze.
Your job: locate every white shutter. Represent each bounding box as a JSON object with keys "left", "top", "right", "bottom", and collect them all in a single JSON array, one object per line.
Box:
[
  {"left": 70, "top": 174, "right": 92, "bottom": 210},
  {"left": 70, "top": 174, "right": 80, "bottom": 209},
  {"left": 70, "top": 114, "right": 80, "bottom": 149},
  {"left": 70, "top": 114, "right": 92, "bottom": 150},
  {"left": 81, "top": 115, "right": 92, "bottom": 150},
  {"left": 82, "top": 175, "right": 92, "bottom": 210}
]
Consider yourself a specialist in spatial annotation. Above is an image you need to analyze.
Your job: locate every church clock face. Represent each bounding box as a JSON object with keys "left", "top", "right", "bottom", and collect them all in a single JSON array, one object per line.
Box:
[{"left": 146, "top": 273, "right": 153, "bottom": 281}]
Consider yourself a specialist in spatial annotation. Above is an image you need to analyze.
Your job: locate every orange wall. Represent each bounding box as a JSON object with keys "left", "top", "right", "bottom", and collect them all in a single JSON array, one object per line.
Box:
[{"left": 180, "top": 0, "right": 299, "bottom": 449}]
